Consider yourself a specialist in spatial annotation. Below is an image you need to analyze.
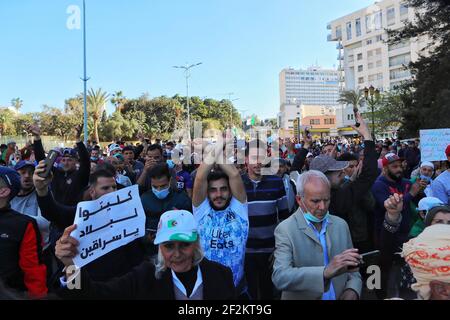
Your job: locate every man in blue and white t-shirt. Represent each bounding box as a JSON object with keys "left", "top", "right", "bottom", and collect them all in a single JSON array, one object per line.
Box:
[{"left": 192, "top": 142, "right": 249, "bottom": 298}]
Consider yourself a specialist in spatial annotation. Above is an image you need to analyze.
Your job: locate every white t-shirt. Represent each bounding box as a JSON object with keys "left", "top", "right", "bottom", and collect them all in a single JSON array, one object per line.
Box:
[{"left": 193, "top": 197, "right": 249, "bottom": 287}]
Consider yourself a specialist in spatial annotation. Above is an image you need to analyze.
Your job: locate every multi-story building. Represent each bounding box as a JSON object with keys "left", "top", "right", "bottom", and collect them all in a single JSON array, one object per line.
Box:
[
  {"left": 279, "top": 103, "right": 337, "bottom": 137},
  {"left": 279, "top": 66, "right": 339, "bottom": 137},
  {"left": 302, "top": 115, "right": 337, "bottom": 139},
  {"left": 279, "top": 66, "right": 340, "bottom": 106},
  {"left": 327, "top": 0, "right": 429, "bottom": 138}
]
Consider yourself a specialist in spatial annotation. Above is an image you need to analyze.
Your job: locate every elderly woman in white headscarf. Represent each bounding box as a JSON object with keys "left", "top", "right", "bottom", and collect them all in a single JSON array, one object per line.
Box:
[{"left": 401, "top": 224, "right": 450, "bottom": 300}]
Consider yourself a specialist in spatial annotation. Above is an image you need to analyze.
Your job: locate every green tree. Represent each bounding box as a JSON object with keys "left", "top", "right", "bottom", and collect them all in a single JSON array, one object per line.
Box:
[
  {"left": 337, "top": 90, "right": 364, "bottom": 113},
  {"left": 111, "top": 91, "right": 127, "bottom": 112},
  {"left": 64, "top": 95, "right": 85, "bottom": 139},
  {"left": 11, "top": 98, "right": 23, "bottom": 113},
  {"left": 87, "top": 88, "right": 109, "bottom": 143},
  {"left": 387, "top": 0, "right": 450, "bottom": 137},
  {"left": 0, "top": 108, "right": 17, "bottom": 135}
]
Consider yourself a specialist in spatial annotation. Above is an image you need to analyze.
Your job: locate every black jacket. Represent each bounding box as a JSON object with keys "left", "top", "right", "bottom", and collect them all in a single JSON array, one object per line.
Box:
[
  {"left": 329, "top": 140, "right": 378, "bottom": 222},
  {"left": 59, "top": 258, "right": 236, "bottom": 300},
  {"left": 0, "top": 207, "right": 47, "bottom": 297},
  {"left": 34, "top": 140, "right": 90, "bottom": 206}
]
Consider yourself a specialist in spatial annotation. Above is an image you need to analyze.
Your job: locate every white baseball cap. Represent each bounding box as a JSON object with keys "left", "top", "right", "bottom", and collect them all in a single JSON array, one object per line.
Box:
[
  {"left": 418, "top": 197, "right": 444, "bottom": 212},
  {"left": 109, "top": 143, "right": 122, "bottom": 153},
  {"left": 420, "top": 161, "right": 434, "bottom": 170},
  {"left": 154, "top": 210, "right": 198, "bottom": 245}
]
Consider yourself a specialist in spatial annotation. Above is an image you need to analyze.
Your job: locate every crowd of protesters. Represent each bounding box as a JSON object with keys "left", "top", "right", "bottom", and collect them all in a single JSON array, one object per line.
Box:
[{"left": 0, "top": 116, "right": 449, "bottom": 300}]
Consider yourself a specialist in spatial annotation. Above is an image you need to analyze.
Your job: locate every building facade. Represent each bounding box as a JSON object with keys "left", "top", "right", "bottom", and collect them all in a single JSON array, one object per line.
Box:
[
  {"left": 327, "top": 0, "right": 429, "bottom": 138},
  {"left": 279, "top": 66, "right": 339, "bottom": 137}
]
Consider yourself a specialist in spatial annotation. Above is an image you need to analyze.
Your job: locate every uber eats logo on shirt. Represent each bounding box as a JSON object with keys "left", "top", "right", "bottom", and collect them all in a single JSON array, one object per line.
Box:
[{"left": 209, "top": 228, "right": 234, "bottom": 249}]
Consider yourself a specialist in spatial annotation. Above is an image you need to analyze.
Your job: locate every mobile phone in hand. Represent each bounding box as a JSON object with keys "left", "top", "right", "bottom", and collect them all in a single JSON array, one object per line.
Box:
[
  {"left": 353, "top": 108, "right": 361, "bottom": 127},
  {"left": 359, "top": 250, "right": 380, "bottom": 266},
  {"left": 38, "top": 150, "right": 58, "bottom": 178}
]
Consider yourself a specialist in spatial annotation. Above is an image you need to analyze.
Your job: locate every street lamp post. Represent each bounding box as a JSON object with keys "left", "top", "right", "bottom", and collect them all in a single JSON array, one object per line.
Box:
[
  {"left": 82, "top": 0, "right": 90, "bottom": 145},
  {"left": 173, "top": 62, "right": 202, "bottom": 141},
  {"left": 230, "top": 98, "right": 239, "bottom": 128},
  {"left": 363, "top": 85, "right": 381, "bottom": 140}
]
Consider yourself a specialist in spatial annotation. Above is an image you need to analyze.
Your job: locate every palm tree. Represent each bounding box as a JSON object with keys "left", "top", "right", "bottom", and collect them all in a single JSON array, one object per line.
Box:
[
  {"left": 11, "top": 98, "right": 23, "bottom": 113},
  {"left": 111, "top": 91, "right": 126, "bottom": 112},
  {"left": 337, "top": 90, "right": 364, "bottom": 113},
  {"left": 87, "top": 88, "right": 109, "bottom": 143}
]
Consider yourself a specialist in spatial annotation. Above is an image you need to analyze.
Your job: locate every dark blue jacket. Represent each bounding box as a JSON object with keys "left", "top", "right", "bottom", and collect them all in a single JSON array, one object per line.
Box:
[{"left": 371, "top": 176, "right": 420, "bottom": 251}]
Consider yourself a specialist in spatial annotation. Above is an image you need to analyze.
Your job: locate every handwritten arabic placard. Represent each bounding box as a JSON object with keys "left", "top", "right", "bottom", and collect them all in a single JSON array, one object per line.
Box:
[
  {"left": 71, "top": 185, "right": 145, "bottom": 268},
  {"left": 420, "top": 129, "right": 450, "bottom": 162}
]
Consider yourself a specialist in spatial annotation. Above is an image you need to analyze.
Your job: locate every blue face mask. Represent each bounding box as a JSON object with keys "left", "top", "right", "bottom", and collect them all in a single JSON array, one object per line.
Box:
[
  {"left": 344, "top": 175, "right": 351, "bottom": 182},
  {"left": 90, "top": 156, "right": 98, "bottom": 162},
  {"left": 301, "top": 199, "right": 330, "bottom": 223},
  {"left": 152, "top": 186, "right": 170, "bottom": 199}
]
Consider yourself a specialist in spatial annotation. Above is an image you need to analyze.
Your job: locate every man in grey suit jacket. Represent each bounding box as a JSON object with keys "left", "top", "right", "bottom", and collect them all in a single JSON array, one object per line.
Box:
[{"left": 272, "top": 170, "right": 362, "bottom": 300}]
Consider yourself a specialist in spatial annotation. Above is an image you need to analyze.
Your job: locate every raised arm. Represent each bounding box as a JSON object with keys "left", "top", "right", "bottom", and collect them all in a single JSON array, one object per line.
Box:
[
  {"left": 290, "top": 135, "right": 312, "bottom": 173},
  {"left": 29, "top": 125, "right": 46, "bottom": 162},
  {"left": 75, "top": 141, "right": 90, "bottom": 189},
  {"left": 33, "top": 161, "right": 76, "bottom": 229},
  {"left": 192, "top": 146, "right": 215, "bottom": 207}
]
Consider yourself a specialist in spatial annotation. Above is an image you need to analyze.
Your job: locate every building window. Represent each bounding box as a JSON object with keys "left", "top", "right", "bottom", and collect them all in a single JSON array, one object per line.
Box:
[
  {"left": 388, "top": 39, "right": 410, "bottom": 51},
  {"left": 389, "top": 53, "right": 411, "bottom": 67},
  {"left": 358, "top": 65, "right": 363, "bottom": 72},
  {"left": 358, "top": 77, "right": 364, "bottom": 84},
  {"left": 355, "top": 18, "right": 362, "bottom": 37},
  {"left": 390, "top": 68, "right": 411, "bottom": 80},
  {"left": 400, "top": 3, "right": 409, "bottom": 18},
  {"left": 374, "top": 11, "right": 382, "bottom": 30},
  {"left": 365, "top": 14, "right": 372, "bottom": 33},
  {"left": 376, "top": 48, "right": 382, "bottom": 55},
  {"left": 357, "top": 53, "right": 363, "bottom": 60},
  {"left": 367, "top": 39, "right": 373, "bottom": 45},
  {"left": 336, "top": 26, "right": 342, "bottom": 39},
  {"left": 376, "top": 60, "right": 382, "bottom": 67},
  {"left": 348, "top": 54, "right": 354, "bottom": 62},
  {"left": 347, "top": 114, "right": 351, "bottom": 120},
  {"left": 387, "top": 6, "right": 396, "bottom": 26},
  {"left": 376, "top": 35, "right": 383, "bottom": 42},
  {"left": 368, "top": 50, "right": 373, "bottom": 58},
  {"left": 368, "top": 62, "right": 374, "bottom": 69},
  {"left": 346, "top": 22, "right": 352, "bottom": 40}
]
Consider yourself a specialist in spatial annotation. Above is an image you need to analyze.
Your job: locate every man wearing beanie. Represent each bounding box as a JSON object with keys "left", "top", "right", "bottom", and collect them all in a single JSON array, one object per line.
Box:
[{"left": 0, "top": 167, "right": 47, "bottom": 299}]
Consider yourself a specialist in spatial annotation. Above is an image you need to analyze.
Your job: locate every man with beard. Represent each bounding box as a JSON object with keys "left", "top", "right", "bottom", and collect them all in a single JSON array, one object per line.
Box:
[
  {"left": 371, "top": 153, "right": 426, "bottom": 298},
  {"left": 11, "top": 161, "right": 50, "bottom": 254},
  {"left": 372, "top": 153, "right": 426, "bottom": 248},
  {"left": 192, "top": 141, "right": 249, "bottom": 298}
]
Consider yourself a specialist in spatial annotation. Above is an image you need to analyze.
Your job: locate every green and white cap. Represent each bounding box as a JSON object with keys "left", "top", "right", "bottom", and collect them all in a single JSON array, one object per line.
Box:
[{"left": 154, "top": 210, "right": 198, "bottom": 245}]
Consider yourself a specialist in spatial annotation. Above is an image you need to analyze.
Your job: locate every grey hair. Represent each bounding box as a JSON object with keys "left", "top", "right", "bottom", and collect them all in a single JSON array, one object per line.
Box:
[
  {"left": 154, "top": 239, "right": 205, "bottom": 279},
  {"left": 296, "top": 170, "right": 331, "bottom": 197}
]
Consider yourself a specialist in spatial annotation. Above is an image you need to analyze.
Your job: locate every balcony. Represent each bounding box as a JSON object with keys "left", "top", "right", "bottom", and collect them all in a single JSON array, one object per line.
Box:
[
  {"left": 327, "top": 34, "right": 333, "bottom": 41},
  {"left": 337, "top": 53, "right": 344, "bottom": 60},
  {"left": 336, "top": 43, "right": 343, "bottom": 50},
  {"left": 327, "top": 23, "right": 332, "bottom": 30}
]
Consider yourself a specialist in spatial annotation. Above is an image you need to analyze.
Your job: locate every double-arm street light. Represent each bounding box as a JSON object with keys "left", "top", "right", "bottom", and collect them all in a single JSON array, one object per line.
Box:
[
  {"left": 363, "top": 85, "right": 381, "bottom": 140},
  {"left": 173, "top": 62, "right": 202, "bottom": 141}
]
